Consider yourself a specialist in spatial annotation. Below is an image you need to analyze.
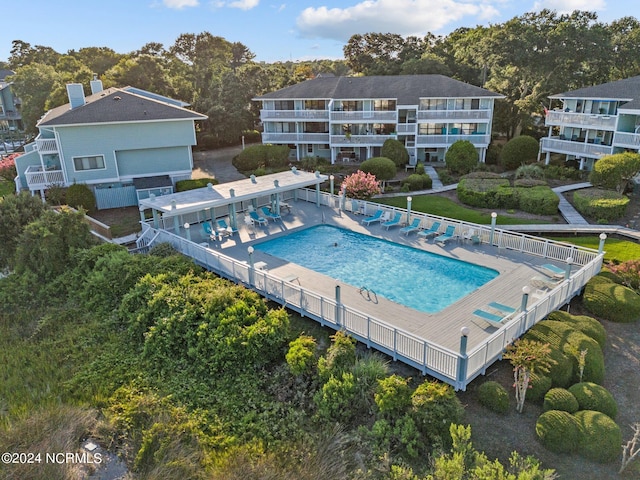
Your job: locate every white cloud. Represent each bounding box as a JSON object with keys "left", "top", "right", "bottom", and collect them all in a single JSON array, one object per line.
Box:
[
  {"left": 295, "top": 0, "right": 501, "bottom": 41},
  {"left": 163, "top": 0, "right": 199, "bottom": 8},
  {"left": 227, "top": 0, "right": 260, "bottom": 9},
  {"left": 532, "top": 0, "right": 607, "bottom": 14}
]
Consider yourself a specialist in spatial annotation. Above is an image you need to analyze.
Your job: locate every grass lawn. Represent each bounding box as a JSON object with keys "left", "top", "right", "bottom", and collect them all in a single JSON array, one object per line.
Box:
[
  {"left": 0, "top": 179, "right": 14, "bottom": 197},
  {"left": 375, "top": 194, "right": 552, "bottom": 226},
  {"left": 545, "top": 235, "right": 640, "bottom": 263}
]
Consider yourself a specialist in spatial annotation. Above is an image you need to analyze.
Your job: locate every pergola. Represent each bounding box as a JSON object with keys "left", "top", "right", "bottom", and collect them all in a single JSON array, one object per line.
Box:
[{"left": 138, "top": 167, "right": 329, "bottom": 232}]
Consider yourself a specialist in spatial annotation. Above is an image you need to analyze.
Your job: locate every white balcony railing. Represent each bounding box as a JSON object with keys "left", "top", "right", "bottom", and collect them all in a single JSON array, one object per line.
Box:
[
  {"left": 24, "top": 165, "right": 64, "bottom": 189},
  {"left": 330, "top": 110, "right": 397, "bottom": 122},
  {"left": 541, "top": 137, "right": 613, "bottom": 158},
  {"left": 261, "top": 132, "right": 330, "bottom": 143},
  {"left": 330, "top": 134, "right": 396, "bottom": 146},
  {"left": 397, "top": 123, "right": 417, "bottom": 134},
  {"left": 260, "top": 109, "right": 329, "bottom": 120},
  {"left": 613, "top": 131, "right": 640, "bottom": 149},
  {"left": 416, "top": 109, "right": 492, "bottom": 121},
  {"left": 35, "top": 137, "right": 59, "bottom": 154},
  {"left": 416, "top": 133, "right": 490, "bottom": 146},
  {"left": 545, "top": 111, "right": 617, "bottom": 130}
]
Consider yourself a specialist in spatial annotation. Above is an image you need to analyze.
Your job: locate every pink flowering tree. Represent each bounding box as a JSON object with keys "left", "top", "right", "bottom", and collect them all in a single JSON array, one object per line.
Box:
[
  {"left": 0, "top": 153, "right": 20, "bottom": 182},
  {"left": 340, "top": 170, "right": 381, "bottom": 200},
  {"left": 609, "top": 259, "right": 640, "bottom": 292}
]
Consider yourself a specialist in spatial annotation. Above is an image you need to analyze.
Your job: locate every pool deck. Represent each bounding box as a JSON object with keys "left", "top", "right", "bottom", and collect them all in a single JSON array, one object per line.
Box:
[{"left": 192, "top": 200, "right": 570, "bottom": 353}]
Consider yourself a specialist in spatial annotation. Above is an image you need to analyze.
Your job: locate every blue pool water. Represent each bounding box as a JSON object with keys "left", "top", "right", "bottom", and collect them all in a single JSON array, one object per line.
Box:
[{"left": 255, "top": 225, "right": 499, "bottom": 313}]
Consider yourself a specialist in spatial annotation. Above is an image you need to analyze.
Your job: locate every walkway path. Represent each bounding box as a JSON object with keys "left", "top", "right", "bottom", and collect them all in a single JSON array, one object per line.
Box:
[{"left": 551, "top": 182, "right": 591, "bottom": 225}]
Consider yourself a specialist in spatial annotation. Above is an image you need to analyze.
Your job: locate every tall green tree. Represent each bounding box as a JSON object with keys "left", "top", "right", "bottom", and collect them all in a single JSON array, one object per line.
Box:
[
  {"left": 608, "top": 17, "right": 640, "bottom": 79},
  {"left": 343, "top": 33, "right": 422, "bottom": 75},
  {"left": 8, "top": 40, "right": 61, "bottom": 69},
  {"left": 8, "top": 63, "right": 60, "bottom": 133},
  {"left": 68, "top": 46, "right": 122, "bottom": 76}
]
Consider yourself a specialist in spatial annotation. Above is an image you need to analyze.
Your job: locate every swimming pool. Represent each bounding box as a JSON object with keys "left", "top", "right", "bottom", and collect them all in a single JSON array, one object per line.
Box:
[{"left": 255, "top": 225, "right": 499, "bottom": 313}]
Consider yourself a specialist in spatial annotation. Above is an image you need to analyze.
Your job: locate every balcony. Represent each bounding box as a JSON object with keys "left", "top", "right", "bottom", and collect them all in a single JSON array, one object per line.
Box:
[
  {"left": 35, "top": 137, "right": 59, "bottom": 154},
  {"left": 330, "top": 110, "right": 397, "bottom": 122},
  {"left": 396, "top": 123, "right": 417, "bottom": 134},
  {"left": 613, "top": 131, "right": 640, "bottom": 149},
  {"left": 541, "top": 137, "right": 613, "bottom": 158},
  {"left": 417, "top": 109, "right": 492, "bottom": 121},
  {"left": 24, "top": 165, "right": 65, "bottom": 190},
  {"left": 416, "top": 133, "right": 490, "bottom": 147},
  {"left": 260, "top": 109, "right": 329, "bottom": 120},
  {"left": 545, "top": 111, "right": 617, "bottom": 130},
  {"left": 330, "top": 134, "right": 396, "bottom": 146},
  {"left": 261, "top": 132, "right": 330, "bottom": 143}
]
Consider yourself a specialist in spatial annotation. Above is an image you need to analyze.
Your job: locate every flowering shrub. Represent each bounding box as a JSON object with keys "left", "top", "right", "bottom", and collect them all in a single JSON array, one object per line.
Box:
[
  {"left": 0, "top": 153, "right": 20, "bottom": 182},
  {"left": 608, "top": 259, "right": 640, "bottom": 292},
  {"left": 340, "top": 170, "right": 381, "bottom": 199}
]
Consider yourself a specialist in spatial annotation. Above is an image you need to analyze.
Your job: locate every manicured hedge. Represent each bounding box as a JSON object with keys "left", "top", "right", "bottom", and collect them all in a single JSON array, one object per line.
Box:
[
  {"left": 515, "top": 186, "right": 559, "bottom": 215},
  {"left": 527, "top": 372, "right": 552, "bottom": 403},
  {"left": 523, "top": 322, "right": 578, "bottom": 388},
  {"left": 176, "top": 178, "right": 218, "bottom": 192},
  {"left": 543, "top": 388, "right": 579, "bottom": 413},
  {"left": 568, "top": 382, "right": 618, "bottom": 419},
  {"left": 456, "top": 177, "right": 511, "bottom": 208},
  {"left": 546, "top": 311, "right": 606, "bottom": 349},
  {"left": 562, "top": 329, "right": 604, "bottom": 385},
  {"left": 402, "top": 173, "right": 432, "bottom": 191},
  {"left": 536, "top": 410, "right": 581, "bottom": 453},
  {"left": 477, "top": 381, "right": 510, "bottom": 414},
  {"left": 574, "top": 410, "right": 621, "bottom": 463},
  {"left": 573, "top": 188, "right": 630, "bottom": 222},
  {"left": 583, "top": 274, "right": 640, "bottom": 323}
]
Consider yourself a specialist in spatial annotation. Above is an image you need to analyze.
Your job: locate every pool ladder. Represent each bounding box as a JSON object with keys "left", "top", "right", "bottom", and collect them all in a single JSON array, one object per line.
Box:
[{"left": 359, "top": 286, "right": 378, "bottom": 303}]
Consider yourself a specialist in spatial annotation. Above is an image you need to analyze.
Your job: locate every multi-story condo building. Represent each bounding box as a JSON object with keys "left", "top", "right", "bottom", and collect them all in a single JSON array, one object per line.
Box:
[
  {"left": 542, "top": 75, "right": 640, "bottom": 170},
  {"left": 0, "top": 69, "right": 23, "bottom": 135},
  {"left": 254, "top": 74, "right": 503, "bottom": 165}
]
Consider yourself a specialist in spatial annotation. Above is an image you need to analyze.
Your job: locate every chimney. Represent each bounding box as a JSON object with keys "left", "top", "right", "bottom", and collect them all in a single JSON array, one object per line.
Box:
[
  {"left": 90, "top": 74, "right": 103, "bottom": 95},
  {"left": 66, "top": 83, "right": 85, "bottom": 109}
]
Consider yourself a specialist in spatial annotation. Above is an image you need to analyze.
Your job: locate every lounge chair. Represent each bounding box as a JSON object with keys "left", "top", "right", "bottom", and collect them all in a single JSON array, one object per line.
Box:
[
  {"left": 417, "top": 221, "right": 441, "bottom": 239},
  {"left": 382, "top": 212, "right": 402, "bottom": 230},
  {"left": 487, "top": 302, "right": 517, "bottom": 314},
  {"left": 202, "top": 221, "right": 217, "bottom": 241},
  {"left": 361, "top": 209, "right": 384, "bottom": 225},
  {"left": 261, "top": 206, "right": 281, "bottom": 222},
  {"left": 400, "top": 218, "right": 421, "bottom": 235},
  {"left": 530, "top": 275, "right": 560, "bottom": 290},
  {"left": 541, "top": 263, "right": 565, "bottom": 279},
  {"left": 249, "top": 211, "right": 268, "bottom": 226},
  {"left": 216, "top": 218, "right": 236, "bottom": 236},
  {"left": 473, "top": 308, "right": 509, "bottom": 326},
  {"left": 434, "top": 225, "right": 456, "bottom": 245}
]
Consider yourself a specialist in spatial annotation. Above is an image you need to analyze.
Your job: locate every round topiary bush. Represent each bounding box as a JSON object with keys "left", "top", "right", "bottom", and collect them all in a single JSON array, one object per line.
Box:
[
  {"left": 381, "top": 138, "right": 409, "bottom": 168},
  {"left": 500, "top": 135, "right": 540, "bottom": 171},
  {"left": 527, "top": 372, "right": 552, "bottom": 403},
  {"left": 403, "top": 173, "right": 432, "bottom": 191},
  {"left": 523, "top": 322, "right": 575, "bottom": 388},
  {"left": 360, "top": 157, "right": 398, "bottom": 183},
  {"left": 546, "top": 311, "right": 606, "bottom": 349},
  {"left": 66, "top": 183, "right": 96, "bottom": 213},
  {"left": 535, "top": 410, "right": 580, "bottom": 453},
  {"left": 574, "top": 410, "right": 622, "bottom": 463},
  {"left": 445, "top": 140, "right": 479, "bottom": 175},
  {"left": 477, "top": 381, "right": 510, "bottom": 414},
  {"left": 562, "top": 330, "right": 604, "bottom": 385},
  {"left": 583, "top": 275, "right": 640, "bottom": 323},
  {"left": 568, "top": 382, "right": 618, "bottom": 419},
  {"left": 543, "top": 388, "right": 579, "bottom": 413}
]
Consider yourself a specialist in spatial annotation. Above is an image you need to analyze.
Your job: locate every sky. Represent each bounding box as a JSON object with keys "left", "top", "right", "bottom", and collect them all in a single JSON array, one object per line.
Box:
[{"left": 0, "top": 0, "right": 630, "bottom": 64}]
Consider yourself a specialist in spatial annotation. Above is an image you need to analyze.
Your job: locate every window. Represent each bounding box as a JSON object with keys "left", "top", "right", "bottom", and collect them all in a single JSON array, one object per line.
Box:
[
  {"left": 373, "top": 99, "right": 396, "bottom": 111},
  {"left": 274, "top": 100, "right": 294, "bottom": 110},
  {"left": 419, "top": 123, "right": 445, "bottom": 135},
  {"left": 73, "top": 155, "right": 105, "bottom": 171},
  {"left": 304, "top": 100, "right": 327, "bottom": 110}
]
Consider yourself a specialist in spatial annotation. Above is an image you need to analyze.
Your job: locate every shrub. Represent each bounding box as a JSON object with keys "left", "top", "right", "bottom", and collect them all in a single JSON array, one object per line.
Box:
[
  {"left": 515, "top": 186, "right": 559, "bottom": 215},
  {"left": 583, "top": 275, "right": 640, "bottom": 323},
  {"left": 515, "top": 164, "right": 545, "bottom": 180},
  {"left": 574, "top": 410, "right": 622, "bottom": 463},
  {"left": 381, "top": 138, "right": 409, "bottom": 168},
  {"left": 477, "top": 381, "right": 510, "bottom": 414},
  {"left": 286, "top": 335, "right": 317, "bottom": 376},
  {"left": 523, "top": 321, "right": 580, "bottom": 387},
  {"left": 314, "top": 372, "right": 357, "bottom": 424},
  {"left": 176, "top": 178, "right": 218, "bottom": 192},
  {"left": 546, "top": 311, "right": 606, "bottom": 349},
  {"left": 573, "top": 188, "right": 629, "bottom": 221},
  {"left": 375, "top": 374, "right": 412, "bottom": 419},
  {"left": 608, "top": 259, "right": 640, "bottom": 292},
  {"left": 360, "top": 157, "right": 397, "bottom": 182},
  {"left": 485, "top": 142, "right": 502, "bottom": 165},
  {"left": 543, "top": 388, "right": 579, "bottom": 413},
  {"left": 317, "top": 331, "right": 356, "bottom": 380},
  {"left": 0, "top": 152, "right": 19, "bottom": 182},
  {"left": 445, "top": 140, "right": 479, "bottom": 175},
  {"left": 500, "top": 135, "right": 539, "bottom": 171},
  {"left": 588, "top": 152, "right": 640, "bottom": 193},
  {"left": 340, "top": 170, "right": 381, "bottom": 199},
  {"left": 410, "top": 380, "right": 463, "bottom": 448},
  {"left": 232, "top": 144, "right": 290, "bottom": 172},
  {"left": 456, "top": 177, "right": 510, "bottom": 208},
  {"left": 562, "top": 329, "right": 604, "bottom": 384},
  {"left": 568, "top": 382, "right": 618, "bottom": 419},
  {"left": 415, "top": 163, "right": 425, "bottom": 175},
  {"left": 66, "top": 183, "right": 96, "bottom": 213},
  {"left": 527, "top": 372, "right": 553, "bottom": 403},
  {"left": 536, "top": 410, "right": 581, "bottom": 453},
  {"left": 0, "top": 191, "right": 47, "bottom": 269},
  {"left": 513, "top": 178, "right": 547, "bottom": 187},
  {"left": 544, "top": 164, "right": 583, "bottom": 180},
  {"left": 403, "top": 173, "right": 432, "bottom": 191}
]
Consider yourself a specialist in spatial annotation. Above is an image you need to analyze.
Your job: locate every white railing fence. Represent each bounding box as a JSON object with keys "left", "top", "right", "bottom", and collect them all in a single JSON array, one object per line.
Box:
[{"left": 135, "top": 190, "right": 603, "bottom": 390}]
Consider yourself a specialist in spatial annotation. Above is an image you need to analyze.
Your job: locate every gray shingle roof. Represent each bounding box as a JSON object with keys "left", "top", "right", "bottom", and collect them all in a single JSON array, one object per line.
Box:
[
  {"left": 254, "top": 74, "right": 503, "bottom": 104},
  {"left": 549, "top": 75, "right": 640, "bottom": 101},
  {"left": 38, "top": 87, "right": 207, "bottom": 127}
]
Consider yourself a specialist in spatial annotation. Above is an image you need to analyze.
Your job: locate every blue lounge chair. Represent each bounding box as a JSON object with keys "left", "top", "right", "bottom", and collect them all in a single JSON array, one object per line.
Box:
[
  {"left": 541, "top": 263, "right": 565, "bottom": 279},
  {"left": 202, "top": 221, "right": 217, "bottom": 241},
  {"left": 216, "top": 218, "right": 236, "bottom": 236},
  {"left": 382, "top": 212, "right": 402, "bottom": 230},
  {"left": 400, "top": 218, "right": 421, "bottom": 235},
  {"left": 417, "top": 221, "right": 441, "bottom": 239},
  {"left": 488, "top": 302, "right": 517, "bottom": 314},
  {"left": 434, "top": 225, "right": 456, "bottom": 244},
  {"left": 249, "top": 211, "right": 268, "bottom": 226},
  {"left": 473, "top": 309, "right": 508, "bottom": 326},
  {"left": 261, "top": 206, "right": 281, "bottom": 222},
  {"left": 361, "top": 209, "right": 384, "bottom": 225}
]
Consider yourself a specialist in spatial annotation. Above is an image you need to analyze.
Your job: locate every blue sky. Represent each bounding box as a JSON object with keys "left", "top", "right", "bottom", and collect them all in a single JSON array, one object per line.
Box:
[{"left": 1, "top": 0, "right": 628, "bottom": 64}]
